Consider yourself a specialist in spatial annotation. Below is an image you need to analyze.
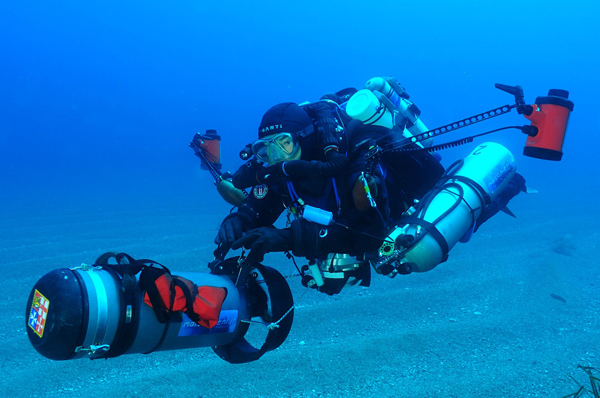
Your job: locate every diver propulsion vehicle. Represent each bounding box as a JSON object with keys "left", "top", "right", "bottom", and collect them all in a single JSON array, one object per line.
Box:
[{"left": 26, "top": 253, "right": 293, "bottom": 363}]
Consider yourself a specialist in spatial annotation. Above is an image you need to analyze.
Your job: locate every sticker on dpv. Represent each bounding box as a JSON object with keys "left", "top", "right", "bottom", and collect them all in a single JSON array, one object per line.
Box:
[
  {"left": 28, "top": 289, "right": 50, "bottom": 338},
  {"left": 178, "top": 310, "right": 238, "bottom": 336}
]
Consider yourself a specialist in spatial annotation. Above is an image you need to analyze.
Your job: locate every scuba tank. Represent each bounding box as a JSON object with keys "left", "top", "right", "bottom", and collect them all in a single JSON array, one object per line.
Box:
[
  {"left": 374, "top": 142, "right": 516, "bottom": 275},
  {"left": 346, "top": 77, "right": 434, "bottom": 148},
  {"left": 25, "top": 253, "right": 293, "bottom": 364},
  {"left": 345, "top": 88, "right": 396, "bottom": 129}
]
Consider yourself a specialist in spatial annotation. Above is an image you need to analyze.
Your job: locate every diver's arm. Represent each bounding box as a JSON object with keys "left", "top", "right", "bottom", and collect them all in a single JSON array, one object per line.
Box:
[
  {"left": 215, "top": 185, "right": 285, "bottom": 245},
  {"left": 282, "top": 151, "right": 348, "bottom": 179},
  {"left": 239, "top": 186, "right": 286, "bottom": 227},
  {"left": 232, "top": 151, "right": 349, "bottom": 188},
  {"left": 231, "top": 159, "right": 263, "bottom": 189}
]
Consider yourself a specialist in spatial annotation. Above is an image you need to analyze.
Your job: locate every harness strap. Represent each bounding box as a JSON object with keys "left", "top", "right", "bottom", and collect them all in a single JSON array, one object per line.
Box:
[
  {"left": 403, "top": 217, "right": 450, "bottom": 263},
  {"left": 362, "top": 103, "right": 387, "bottom": 126},
  {"left": 286, "top": 178, "right": 341, "bottom": 219},
  {"left": 451, "top": 175, "right": 491, "bottom": 207},
  {"left": 139, "top": 266, "right": 173, "bottom": 323},
  {"left": 173, "top": 277, "right": 199, "bottom": 324}
]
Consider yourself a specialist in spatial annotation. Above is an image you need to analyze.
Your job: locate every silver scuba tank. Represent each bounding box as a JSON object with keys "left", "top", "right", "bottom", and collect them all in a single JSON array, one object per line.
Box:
[{"left": 376, "top": 142, "right": 517, "bottom": 274}]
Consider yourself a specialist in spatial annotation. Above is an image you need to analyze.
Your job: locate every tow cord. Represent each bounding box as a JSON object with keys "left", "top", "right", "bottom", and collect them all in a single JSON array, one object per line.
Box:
[
  {"left": 241, "top": 305, "right": 295, "bottom": 330},
  {"left": 243, "top": 253, "right": 308, "bottom": 330}
]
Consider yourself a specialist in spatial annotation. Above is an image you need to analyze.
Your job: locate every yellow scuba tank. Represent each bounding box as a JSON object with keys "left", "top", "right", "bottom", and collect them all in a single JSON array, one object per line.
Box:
[{"left": 376, "top": 142, "right": 516, "bottom": 275}]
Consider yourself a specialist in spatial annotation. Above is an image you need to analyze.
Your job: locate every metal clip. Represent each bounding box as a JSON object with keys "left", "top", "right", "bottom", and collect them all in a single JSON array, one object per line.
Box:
[
  {"left": 235, "top": 254, "right": 251, "bottom": 286},
  {"left": 365, "top": 144, "right": 383, "bottom": 161},
  {"left": 360, "top": 172, "right": 377, "bottom": 208},
  {"left": 70, "top": 263, "right": 103, "bottom": 272}
]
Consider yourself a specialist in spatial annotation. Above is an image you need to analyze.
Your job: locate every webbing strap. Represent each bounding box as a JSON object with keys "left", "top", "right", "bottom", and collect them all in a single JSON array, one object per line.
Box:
[
  {"left": 93, "top": 252, "right": 142, "bottom": 359},
  {"left": 403, "top": 217, "right": 450, "bottom": 263},
  {"left": 173, "top": 278, "right": 200, "bottom": 324},
  {"left": 139, "top": 267, "right": 172, "bottom": 323}
]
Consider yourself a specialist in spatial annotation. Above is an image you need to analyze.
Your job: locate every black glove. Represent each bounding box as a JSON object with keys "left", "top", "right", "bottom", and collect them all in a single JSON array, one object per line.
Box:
[
  {"left": 303, "top": 100, "right": 337, "bottom": 119},
  {"left": 215, "top": 212, "right": 255, "bottom": 246},
  {"left": 231, "top": 227, "right": 293, "bottom": 263},
  {"left": 232, "top": 160, "right": 289, "bottom": 187},
  {"left": 232, "top": 160, "right": 263, "bottom": 189},
  {"left": 304, "top": 100, "right": 344, "bottom": 153},
  {"left": 255, "top": 163, "right": 287, "bottom": 183},
  {"left": 320, "top": 92, "right": 342, "bottom": 104}
]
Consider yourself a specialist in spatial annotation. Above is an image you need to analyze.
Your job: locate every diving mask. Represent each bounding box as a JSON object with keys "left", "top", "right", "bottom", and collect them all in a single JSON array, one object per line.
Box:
[{"left": 251, "top": 132, "right": 301, "bottom": 165}]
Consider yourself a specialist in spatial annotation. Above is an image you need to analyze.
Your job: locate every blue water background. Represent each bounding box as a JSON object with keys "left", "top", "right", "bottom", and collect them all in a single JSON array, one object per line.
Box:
[
  {"left": 1, "top": 3, "right": 600, "bottom": 396},
  {"left": 1, "top": 0, "right": 598, "bottom": 216}
]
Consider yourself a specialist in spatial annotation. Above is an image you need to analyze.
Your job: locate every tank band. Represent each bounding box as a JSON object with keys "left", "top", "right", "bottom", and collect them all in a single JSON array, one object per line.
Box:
[{"left": 403, "top": 217, "right": 450, "bottom": 263}]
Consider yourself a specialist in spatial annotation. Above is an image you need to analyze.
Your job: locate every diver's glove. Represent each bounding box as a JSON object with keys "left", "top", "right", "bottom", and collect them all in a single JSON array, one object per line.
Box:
[
  {"left": 231, "top": 226, "right": 293, "bottom": 264},
  {"left": 215, "top": 212, "right": 256, "bottom": 246},
  {"left": 232, "top": 160, "right": 290, "bottom": 187},
  {"left": 304, "top": 100, "right": 344, "bottom": 154},
  {"left": 232, "top": 159, "right": 263, "bottom": 189},
  {"left": 319, "top": 92, "right": 343, "bottom": 105},
  {"left": 303, "top": 100, "right": 337, "bottom": 119},
  {"left": 255, "top": 163, "right": 288, "bottom": 184}
]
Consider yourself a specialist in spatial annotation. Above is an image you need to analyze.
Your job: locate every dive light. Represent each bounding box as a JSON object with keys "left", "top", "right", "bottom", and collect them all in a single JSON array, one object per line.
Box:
[{"left": 190, "top": 130, "right": 247, "bottom": 207}]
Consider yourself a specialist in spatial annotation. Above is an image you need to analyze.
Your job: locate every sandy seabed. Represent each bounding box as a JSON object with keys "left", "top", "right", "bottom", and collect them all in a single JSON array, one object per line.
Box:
[{"left": 1, "top": 187, "right": 599, "bottom": 398}]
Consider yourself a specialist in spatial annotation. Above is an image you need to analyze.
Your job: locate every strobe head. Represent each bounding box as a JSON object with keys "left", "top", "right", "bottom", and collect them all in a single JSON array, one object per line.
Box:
[
  {"left": 523, "top": 89, "right": 574, "bottom": 161},
  {"left": 496, "top": 83, "right": 574, "bottom": 161}
]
